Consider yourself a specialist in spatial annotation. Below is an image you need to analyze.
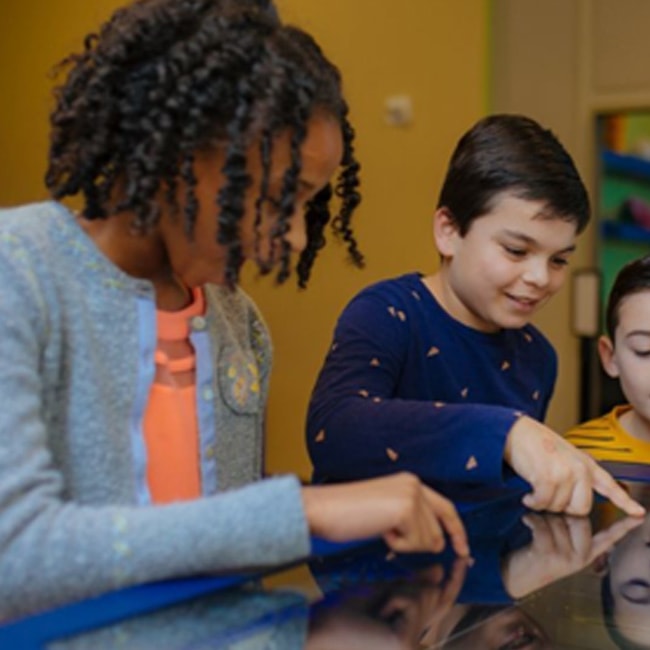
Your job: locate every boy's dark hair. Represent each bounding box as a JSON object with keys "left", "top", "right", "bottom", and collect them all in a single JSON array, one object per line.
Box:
[
  {"left": 46, "top": 0, "right": 362, "bottom": 287},
  {"left": 605, "top": 254, "right": 650, "bottom": 340},
  {"left": 437, "top": 114, "right": 590, "bottom": 235}
]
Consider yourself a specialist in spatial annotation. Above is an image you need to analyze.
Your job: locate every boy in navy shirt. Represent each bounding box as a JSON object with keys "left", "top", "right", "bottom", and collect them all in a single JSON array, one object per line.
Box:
[{"left": 307, "top": 114, "right": 643, "bottom": 517}]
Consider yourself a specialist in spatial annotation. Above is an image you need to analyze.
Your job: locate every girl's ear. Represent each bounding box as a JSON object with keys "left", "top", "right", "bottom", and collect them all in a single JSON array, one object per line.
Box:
[
  {"left": 433, "top": 207, "right": 460, "bottom": 258},
  {"left": 598, "top": 335, "right": 620, "bottom": 378}
]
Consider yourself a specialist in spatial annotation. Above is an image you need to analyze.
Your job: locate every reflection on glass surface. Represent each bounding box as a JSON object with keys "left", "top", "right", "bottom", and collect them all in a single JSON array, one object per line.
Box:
[
  {"left": 305, "top": 496, "right": 640, "bottom": 649},
  {"left": 307, "top": 561, "right": 551, "bottom": 649},
  {"left": 308, "top": 560, "right": 469, "bottom": 649},
  {"left": 600, "top": 509, "right": 650, "bottom": 649},
  {"left": 13, "top": 489, "right": 650, "bottom": 649},
  {"left": 438, "top": 606, "right": 551, "bottom": 650}
]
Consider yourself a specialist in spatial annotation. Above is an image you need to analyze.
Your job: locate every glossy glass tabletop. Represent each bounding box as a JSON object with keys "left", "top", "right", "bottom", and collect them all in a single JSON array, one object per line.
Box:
[{"left": 3, "top": 469, "right": 650, "bottom": 649}]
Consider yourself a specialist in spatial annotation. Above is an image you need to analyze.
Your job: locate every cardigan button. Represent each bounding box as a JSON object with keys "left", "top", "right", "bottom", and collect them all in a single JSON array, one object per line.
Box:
[{"left": 191, "top": 315, "right": 207, "bottom": 331}]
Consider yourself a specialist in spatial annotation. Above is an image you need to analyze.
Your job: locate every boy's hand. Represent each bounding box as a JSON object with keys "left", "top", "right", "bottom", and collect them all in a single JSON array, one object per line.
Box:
[
  {"left": 504, "top": 416, "right": 645, "bottom": 517},
  {"left": 301, "top": 473, "right": 470, "bottom": 557},
  {"left": 502, "top": 512, "right": 642, "bottom": 598}
]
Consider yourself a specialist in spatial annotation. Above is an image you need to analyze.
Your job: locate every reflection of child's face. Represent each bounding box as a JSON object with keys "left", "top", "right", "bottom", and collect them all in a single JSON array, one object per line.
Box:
[
  {"left": 444, "top": 608, "right": 551, "bottom": 650},
  {"left": 608, "top": 518, "right": 650, "bottom": 645},
  {"left": 600, "top": 290, "right": 650, "bottom": 429}
]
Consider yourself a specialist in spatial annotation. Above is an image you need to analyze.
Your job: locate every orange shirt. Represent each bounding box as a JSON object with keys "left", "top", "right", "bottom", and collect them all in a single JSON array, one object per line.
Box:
[{"left": 143, "top": 287, "right": 205, "bottom": 504}]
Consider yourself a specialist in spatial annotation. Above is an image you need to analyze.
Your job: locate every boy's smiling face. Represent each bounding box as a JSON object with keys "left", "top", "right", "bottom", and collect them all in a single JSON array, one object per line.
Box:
[{"left": 432, "top": 191, "right": 578, "bottom": 332}]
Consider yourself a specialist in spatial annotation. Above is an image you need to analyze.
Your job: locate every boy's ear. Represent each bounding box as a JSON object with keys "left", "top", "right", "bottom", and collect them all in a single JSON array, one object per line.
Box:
[
  {"left": 433, "top": 208, "right": 460, "bottom": 258},
  {"left": 598, "top": 335, "right": 620, "bottom": 378}
]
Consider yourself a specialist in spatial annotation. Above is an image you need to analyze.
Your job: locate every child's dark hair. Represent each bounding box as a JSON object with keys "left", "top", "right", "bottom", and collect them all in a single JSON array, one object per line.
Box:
[
  {"left": 46, "top": 0, "right": 362, "bottom": 287},
  {"left": 605, "top": 254, "right": 650, "bottom": 340},
  {"left": 437, "top": 113, "right": 590, "bottom": 235}
]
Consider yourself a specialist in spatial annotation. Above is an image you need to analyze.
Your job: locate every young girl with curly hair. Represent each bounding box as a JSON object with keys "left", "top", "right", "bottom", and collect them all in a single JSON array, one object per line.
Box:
[{"left": 0, "top": 0, "right": 467, "bottom": 620}]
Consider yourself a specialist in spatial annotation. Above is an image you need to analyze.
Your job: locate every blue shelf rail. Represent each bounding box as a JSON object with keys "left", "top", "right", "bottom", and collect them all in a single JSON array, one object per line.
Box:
[
  {"left": 601, "top": 220, "right": 650, "bottom": 244},
  {"left": 602, "top": 150, "right": 650, "bottom": 180}
]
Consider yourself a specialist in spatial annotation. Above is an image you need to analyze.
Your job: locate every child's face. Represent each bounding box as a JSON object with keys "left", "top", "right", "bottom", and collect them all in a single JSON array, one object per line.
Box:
[
  {"left": 443, "top": 608, "right": 551, "bottom": 650},
  {"left": 159, "top": 111, "right": 343, "bottom": 286},
  {"left": 599, "top": 290, "right": 650, "bottom": 423},
  {"left": 607, "top": 517, "right": 650, "bottom": 646},
  {"left": 435, "top": 192, "right": 577, "bottom": 332}
]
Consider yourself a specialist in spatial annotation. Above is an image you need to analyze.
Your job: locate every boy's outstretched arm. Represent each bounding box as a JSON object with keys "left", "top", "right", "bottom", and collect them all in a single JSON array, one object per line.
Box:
[
  {"left": 504, "top": 416, "right": 645, "bottom": 517},
  {"left": 307, "top": 290, "right": 522, "bottom": 488}
]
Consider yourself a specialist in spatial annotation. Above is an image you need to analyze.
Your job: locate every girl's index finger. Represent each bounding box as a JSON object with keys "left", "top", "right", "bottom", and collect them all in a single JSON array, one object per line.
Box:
[{"left": 424, "top": 489, "right": 470, "bottom": 557}]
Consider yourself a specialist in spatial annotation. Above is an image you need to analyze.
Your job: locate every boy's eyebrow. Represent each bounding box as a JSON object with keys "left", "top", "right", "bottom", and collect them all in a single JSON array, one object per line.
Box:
[{"left": 501, "top": 229, "right": 576, "bottom": 253}]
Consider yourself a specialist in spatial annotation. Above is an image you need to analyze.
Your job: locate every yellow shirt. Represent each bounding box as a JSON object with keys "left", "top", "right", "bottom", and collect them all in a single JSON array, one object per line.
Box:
[{"left": 564, "top": 405, "right": 650, "bottom": 463}]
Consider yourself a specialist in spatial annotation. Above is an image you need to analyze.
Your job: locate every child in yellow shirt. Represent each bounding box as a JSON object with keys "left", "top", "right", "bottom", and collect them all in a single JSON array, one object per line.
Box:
[{"left": 565, "top": 254, "right": 650, "bottom": 463}]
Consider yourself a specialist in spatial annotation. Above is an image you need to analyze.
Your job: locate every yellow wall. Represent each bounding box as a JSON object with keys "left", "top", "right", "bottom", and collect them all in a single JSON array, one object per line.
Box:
[
  {"left": 0, "top": 1, "right": 488, "bottom": 479},
  {"left": 248, "top": 1, "right": 489, "bottom": 478},
  {"left": 0, "top": 2, "right": 126, "bottom": 206}
]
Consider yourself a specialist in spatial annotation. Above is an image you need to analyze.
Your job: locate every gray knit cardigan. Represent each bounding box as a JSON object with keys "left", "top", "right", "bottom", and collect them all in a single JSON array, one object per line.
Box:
[{"left": 0, "top": 202, "right": 309, "bottom": 620}]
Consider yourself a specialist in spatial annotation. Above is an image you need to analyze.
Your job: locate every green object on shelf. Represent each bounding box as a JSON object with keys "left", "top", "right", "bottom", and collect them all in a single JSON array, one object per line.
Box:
[{"left": 598, "top": 148, "right": 650, "bottom": 335}]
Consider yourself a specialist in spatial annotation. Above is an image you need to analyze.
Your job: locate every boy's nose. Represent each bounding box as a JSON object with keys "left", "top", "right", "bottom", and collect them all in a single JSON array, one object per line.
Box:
[{"left": 522, "top": 260, "right": 550, "bottom": 287}]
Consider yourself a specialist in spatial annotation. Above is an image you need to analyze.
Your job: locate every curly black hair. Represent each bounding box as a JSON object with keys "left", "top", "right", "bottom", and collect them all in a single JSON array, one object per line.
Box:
[{"left": 46, "top": 0, "right": 363, "bottom": 287}]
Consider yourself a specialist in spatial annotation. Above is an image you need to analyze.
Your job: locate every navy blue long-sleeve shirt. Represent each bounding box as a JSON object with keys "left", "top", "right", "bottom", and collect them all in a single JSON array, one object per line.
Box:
[{"left": 307, "top": 273, "right": 557, "bottom": 488}]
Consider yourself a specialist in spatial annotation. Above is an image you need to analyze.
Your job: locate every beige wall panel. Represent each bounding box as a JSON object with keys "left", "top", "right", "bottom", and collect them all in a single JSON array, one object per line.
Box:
[
  {"left": 492, "top": 0, "right": 589, "bottom": 435},
  {"left": 491, "top": 0, "right": 581, "bottom": 134},
  {"left": 592, "top": 0, "right": 650, "bottom": 94}
]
